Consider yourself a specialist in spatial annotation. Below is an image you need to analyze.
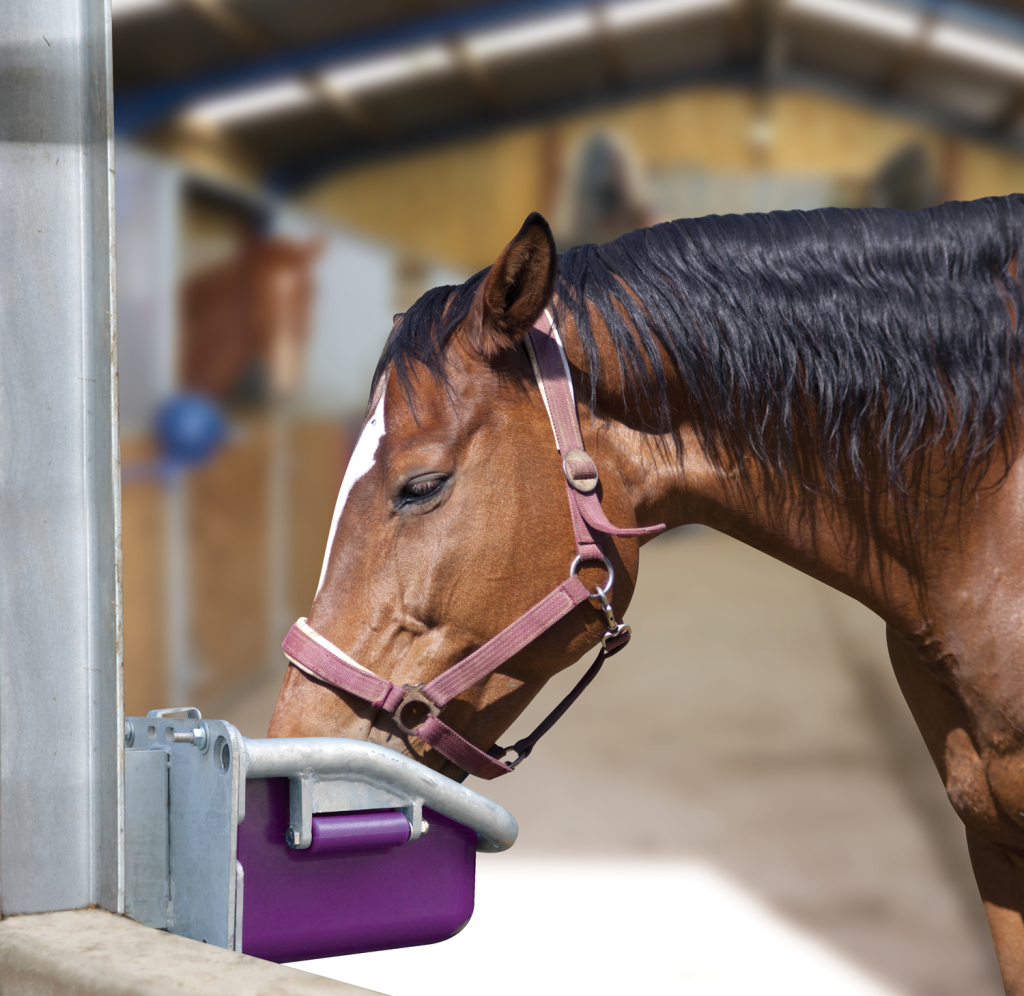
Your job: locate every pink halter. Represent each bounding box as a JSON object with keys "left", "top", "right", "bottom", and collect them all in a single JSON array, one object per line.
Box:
[{"left": 281, "top": 310, "right": 665, "bottom": 779}]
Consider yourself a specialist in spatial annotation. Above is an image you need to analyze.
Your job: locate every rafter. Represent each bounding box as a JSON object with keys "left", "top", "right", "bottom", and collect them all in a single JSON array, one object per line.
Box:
[
  {"left": 179, "top": 0, "right": 269, "bottom": 53},
  {"left": 450, "top": 38, "right": 506, "bottom": 111},
  {"left": 307, "top": 76, "right": 390, "bottom": 139},
  {"left": 879, "top": 13, "right": 934, "bottom": 95},
  {"left": 593, "top": 6, "right": 627, "bottom": 86},
  {"left": 994, "top": 87, "right": 1024, "bottom": 134}
]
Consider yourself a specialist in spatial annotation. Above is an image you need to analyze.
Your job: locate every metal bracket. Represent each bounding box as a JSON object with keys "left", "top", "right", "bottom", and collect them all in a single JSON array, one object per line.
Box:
[
  {"left": 125, "top": 714, "right": 245, "bottom": 949},
  {"left": 402, "top": 800, "right": 425, "bottom": 841},
  {"left": 148, "top": 706, "right": 202, "bottom": 719},
  {"left": 287, "top": 773, "right": 314, "bottom": 849},
  {"left": 286, "top": 775, "right": 425, "bottom": 849}
]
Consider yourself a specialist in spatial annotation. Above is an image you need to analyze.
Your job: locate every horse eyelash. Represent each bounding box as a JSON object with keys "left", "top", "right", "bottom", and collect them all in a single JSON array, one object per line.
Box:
[{"left": 394, "top": 476, "right": 447, "bottom": 508}]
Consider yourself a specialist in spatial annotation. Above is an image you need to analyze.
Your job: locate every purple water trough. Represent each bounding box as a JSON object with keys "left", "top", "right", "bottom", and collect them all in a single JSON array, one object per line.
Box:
[{"left": 238, "top": 777, "right": 477, "bottom": 963}]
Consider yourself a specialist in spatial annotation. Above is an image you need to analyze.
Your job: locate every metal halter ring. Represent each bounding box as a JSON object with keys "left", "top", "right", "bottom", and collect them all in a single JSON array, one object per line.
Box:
[
  {"left": 394, "top": 683, "right": 441, "bottom": 736},
  {"left": 569, "top": 554, "right": 614, "bottom": 602}
]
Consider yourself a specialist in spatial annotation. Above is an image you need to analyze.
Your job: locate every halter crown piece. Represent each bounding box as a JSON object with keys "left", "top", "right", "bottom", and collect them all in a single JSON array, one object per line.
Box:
[{"left": 281, "top": 310, "right": 666, "bottom": 779}]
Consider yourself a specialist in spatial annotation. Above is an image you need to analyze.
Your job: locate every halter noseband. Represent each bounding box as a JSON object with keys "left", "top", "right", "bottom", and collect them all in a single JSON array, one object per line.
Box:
[{"left": 281, "top": 310, "right": 665, "bottom": 779}]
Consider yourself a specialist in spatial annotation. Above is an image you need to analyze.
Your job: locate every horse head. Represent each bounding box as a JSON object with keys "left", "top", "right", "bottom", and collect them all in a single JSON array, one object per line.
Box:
[{"left": 268, "top": 213, "right": 663, "bottom": 780}]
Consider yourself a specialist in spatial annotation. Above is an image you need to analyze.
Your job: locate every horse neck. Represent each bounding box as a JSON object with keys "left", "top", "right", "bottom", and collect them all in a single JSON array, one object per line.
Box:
[{"left": 563, "top": 315, "right": 931, "bottom": 635}]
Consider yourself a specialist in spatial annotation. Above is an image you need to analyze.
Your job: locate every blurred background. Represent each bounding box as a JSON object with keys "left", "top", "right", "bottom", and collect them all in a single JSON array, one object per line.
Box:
[{"left": 112, "top": 0, "right": 1024, "bottom": 992}]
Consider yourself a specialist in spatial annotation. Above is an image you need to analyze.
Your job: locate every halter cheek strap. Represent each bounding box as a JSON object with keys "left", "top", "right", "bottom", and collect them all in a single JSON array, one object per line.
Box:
[{"left": 281, "top": 310, "right": 665, "bottom": 779}]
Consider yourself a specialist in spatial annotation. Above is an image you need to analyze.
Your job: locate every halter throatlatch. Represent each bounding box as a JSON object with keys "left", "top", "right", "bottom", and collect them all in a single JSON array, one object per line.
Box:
[{"left": 281, "top": 310, "right": 665, "bottom": 779}]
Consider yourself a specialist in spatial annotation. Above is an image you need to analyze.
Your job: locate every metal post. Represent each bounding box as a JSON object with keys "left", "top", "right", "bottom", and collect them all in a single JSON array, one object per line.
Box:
[{"left": 0, "top": 0, "right": 122, "bottom": 916}]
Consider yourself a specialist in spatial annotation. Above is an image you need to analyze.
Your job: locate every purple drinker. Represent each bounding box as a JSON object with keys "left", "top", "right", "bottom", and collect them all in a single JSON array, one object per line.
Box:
[
  {"left": 238, "top": 778, "right": 478, "bottom": 963},
  {"left": 124, "top": 723, "right": 517, "bottom": 961}
]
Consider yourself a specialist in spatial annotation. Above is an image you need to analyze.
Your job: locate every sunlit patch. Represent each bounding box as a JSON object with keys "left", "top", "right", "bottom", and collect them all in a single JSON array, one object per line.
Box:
[{"left": 294, "top": 859, "right": 901, "bottom": 995}]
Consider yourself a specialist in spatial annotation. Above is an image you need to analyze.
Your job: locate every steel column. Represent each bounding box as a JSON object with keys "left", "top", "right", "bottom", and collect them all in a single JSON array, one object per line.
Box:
[{"left": 0, "top": 0, "right": 122, "bottom": 914}]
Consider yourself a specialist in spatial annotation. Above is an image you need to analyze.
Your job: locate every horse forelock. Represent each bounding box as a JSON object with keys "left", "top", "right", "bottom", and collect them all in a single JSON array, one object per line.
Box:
[
  {"left": 377, "top": 195, "right": 1024, "bottom": 499},
  {"left": 370, "top": 270, "right": 489, "bottom": 415}
]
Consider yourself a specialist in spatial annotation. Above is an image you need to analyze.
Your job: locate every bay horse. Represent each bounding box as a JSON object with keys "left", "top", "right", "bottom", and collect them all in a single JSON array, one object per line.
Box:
[
  {"left": 269, "top": 197, "right": 1024, "bottom": 991},
  {"left": 182, "top": 235, "right": 321, "bottom": 402}
]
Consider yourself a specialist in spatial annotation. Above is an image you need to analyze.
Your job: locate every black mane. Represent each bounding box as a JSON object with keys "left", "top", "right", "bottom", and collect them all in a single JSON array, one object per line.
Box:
[{"left": 376, "top": 196, "right": 1024, "bottom": 496}]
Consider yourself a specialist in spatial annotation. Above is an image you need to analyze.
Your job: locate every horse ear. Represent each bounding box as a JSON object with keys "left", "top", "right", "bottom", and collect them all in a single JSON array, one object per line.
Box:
[{"left": 474, "top": 212, "right": 556, "bottom": 358}]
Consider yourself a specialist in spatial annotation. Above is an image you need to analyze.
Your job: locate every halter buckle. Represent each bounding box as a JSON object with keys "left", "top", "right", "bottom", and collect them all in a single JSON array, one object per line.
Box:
[
  {"left": 563, "top": 448, "right": 599, "bottom": 493},
  {"left": 394, "top": 683, "right": 441, "bottom": 736}
]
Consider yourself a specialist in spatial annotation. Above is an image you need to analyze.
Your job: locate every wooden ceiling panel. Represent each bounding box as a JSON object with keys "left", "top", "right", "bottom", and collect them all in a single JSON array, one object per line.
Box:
[
  {"left": 613, "top": 15, "right": 737, "bottom": 82},
  {"left": 483, "top": 42, "right": 609, "bottom": 109},
  {"left": 903, "top": 61, "right": 1015, "bottom": 125},
  {"left": 785, "top": 21, "right": 909, "bottom": 88}
]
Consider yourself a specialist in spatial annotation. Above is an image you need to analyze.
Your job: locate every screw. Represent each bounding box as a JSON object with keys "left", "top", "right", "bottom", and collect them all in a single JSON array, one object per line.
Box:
[
  {"left": 173, "top": 724, "right": 208, "bottom": 752},
  {"left": 124, "top": 719, "right": 134, "bottom": 748}
]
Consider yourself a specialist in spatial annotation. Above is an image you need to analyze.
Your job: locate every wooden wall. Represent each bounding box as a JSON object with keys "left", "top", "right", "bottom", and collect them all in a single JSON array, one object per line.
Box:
[
  {"left": 120, "top": 416, "right": 349, "bottom": 716},
  {"left": 288, "top": 419, "right": 355, "bottom": 621},
  {"left": 188, "top": 418, "right": 271, "bottom": 705},
  {"left": 298, "top": 85, "right": 1024, "bottom": 272},
  {"left": 121, "top": 436, "right": 167, "bottom": 718}
]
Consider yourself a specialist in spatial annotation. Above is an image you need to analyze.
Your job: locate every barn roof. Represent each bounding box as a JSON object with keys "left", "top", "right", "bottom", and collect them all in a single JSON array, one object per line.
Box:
[{"left": 113, "top": 0, "right": 1024, "bottom": 190}]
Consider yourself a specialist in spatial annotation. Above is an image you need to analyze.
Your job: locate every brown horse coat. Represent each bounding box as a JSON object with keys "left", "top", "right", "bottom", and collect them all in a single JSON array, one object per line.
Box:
[{"left": 271, "top": 202, "right": 1024, "bottom": 991}]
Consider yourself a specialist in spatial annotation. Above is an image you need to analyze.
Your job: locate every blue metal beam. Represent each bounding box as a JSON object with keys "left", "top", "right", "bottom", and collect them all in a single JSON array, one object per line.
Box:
[{"left": 115, "top": 0, "right": 593, "bottom": 134}]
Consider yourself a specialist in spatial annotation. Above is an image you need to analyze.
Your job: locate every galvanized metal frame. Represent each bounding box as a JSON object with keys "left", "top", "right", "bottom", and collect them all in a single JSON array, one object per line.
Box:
[
  {"left": 0, "top": 0, "right": 123, "bottom": 914},
  {"left": 243, "top": 735, "right": 519, "bottom": 854},
  {"left": 125, "top": 713, "right": 245, "bottom": 949}
]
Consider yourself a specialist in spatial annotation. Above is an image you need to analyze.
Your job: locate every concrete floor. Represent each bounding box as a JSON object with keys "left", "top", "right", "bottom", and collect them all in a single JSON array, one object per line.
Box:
[{"left": 225, "top": 527, "right": 1004, "bottom": 996}]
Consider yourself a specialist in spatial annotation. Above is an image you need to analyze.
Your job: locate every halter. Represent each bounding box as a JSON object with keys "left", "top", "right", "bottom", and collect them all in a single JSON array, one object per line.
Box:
[{"left": 281, "top": 310, "right": 665, "bottom": 779}]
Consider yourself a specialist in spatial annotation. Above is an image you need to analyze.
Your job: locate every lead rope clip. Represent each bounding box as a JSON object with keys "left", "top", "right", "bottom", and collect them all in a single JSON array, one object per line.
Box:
[{"left": 593, "top": 587, "right": 630, "bottom": 649}]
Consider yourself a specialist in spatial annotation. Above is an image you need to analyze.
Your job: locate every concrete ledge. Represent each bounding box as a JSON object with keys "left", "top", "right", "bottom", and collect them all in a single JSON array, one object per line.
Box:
[{"left": 0, "top": 909, "right": 386, "bottom": 996}]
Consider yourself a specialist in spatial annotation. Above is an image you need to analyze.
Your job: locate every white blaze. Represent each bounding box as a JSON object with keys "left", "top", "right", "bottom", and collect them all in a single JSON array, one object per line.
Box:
[{"left": 316, "top": 391, "right": 387, "bottom": 595}]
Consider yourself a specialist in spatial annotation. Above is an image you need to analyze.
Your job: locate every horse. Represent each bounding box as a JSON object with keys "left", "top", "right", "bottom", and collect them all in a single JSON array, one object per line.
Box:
[
  {"left": 181, "top": 235, "right": 321, "bottom": 403},
  {"left": 269, "top": 196, "right": 1024, "bottom": 992}
]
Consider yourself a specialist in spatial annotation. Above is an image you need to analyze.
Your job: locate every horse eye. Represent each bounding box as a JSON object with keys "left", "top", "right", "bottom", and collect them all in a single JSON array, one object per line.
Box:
[{"left": 402, "top": 475, "right": 446, "bottom": 502}]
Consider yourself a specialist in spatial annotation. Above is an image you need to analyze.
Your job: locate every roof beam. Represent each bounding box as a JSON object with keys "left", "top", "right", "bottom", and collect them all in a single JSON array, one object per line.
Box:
[
  {"left": 994, "top": 87, "right": 1024, "bottom": 134},
  {"left": 594, "top": 7, "right": 627, "bottom": 86},
  {"left": 307, "top": 76, "right": 390, "bottom": 138},
  {"left": 879, "top": 13, "right": 934, "bottom": 94},
  {"left": 450, "top": 38, "right": 507, "bottom": 111},
  {"left": 116, "top": 0, "right": 592, "bottom": 134},
  {"left": 179, "top": 0, "right": 269, "bottom": 52}
]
